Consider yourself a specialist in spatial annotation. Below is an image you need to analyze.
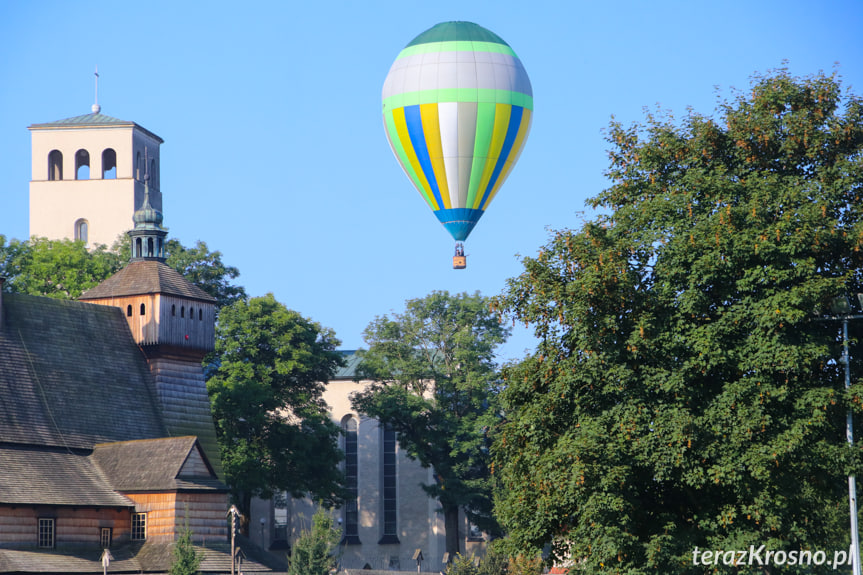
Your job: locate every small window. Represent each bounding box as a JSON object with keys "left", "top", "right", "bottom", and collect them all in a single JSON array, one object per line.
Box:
[
  {"left": 48, "top": 150, "right": 63, "bottom": 180},
  {"left": 140, "top": 303, "right": 146, "bottom": 316},
  {"left": 126, "top": 305, "right": 132, "bottom": 317},
  {"left": 199, "top": 309, "right": 203, "bottom": 321},
  {"left": 189, "top": 306, "right": 194, "bottom": 320},
  {"left": 102, "top": 148, "right": 117, "bottom": 179},
  {"left": 75, "top": 149, "right": 90, "bottom": 180},
  {"left": 74, "top": 219, "right": 89, "bottom": 245},
  {"left": 38, "top": 518, "right": 55, "bottom": 548},
  {"left": 172, "top": 304, "right": 176, "bottom": 316},
  {"left": 131, "top": 513, "right": 147, "bottom": 541},
  {"left": 181, "top": 306, "right": 185, "bottom": 318},
  {"left": 100, "top": 527, "right": 112, "bottom": 548}
]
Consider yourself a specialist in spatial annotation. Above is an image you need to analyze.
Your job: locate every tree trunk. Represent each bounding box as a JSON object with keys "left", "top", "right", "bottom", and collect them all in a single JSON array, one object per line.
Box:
[{"left": 443, "top": 503, "right": 461, "bottom": 559}]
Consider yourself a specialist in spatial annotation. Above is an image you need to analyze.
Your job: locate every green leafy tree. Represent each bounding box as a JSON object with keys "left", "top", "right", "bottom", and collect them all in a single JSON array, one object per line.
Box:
[
  {"left": 492, "top": 69, "right": 863, "bottom": 573},
  {"left": 206, "top": 294, "right": 347, "bottom": 528},
  {"left": 288, "top": 507, "right": 342, "bottom": 575},
  {"left": 170, "top": 519, "right": 202, "bottom": 575},
  {"left": 0, "top": 236, "right": 123, "bottom": 298},
  {"left": 351, "top": 291, "right": 510, "bottom": 556},
  {"left": 164, "top": 239, "right": 246, "bottom": 310}
]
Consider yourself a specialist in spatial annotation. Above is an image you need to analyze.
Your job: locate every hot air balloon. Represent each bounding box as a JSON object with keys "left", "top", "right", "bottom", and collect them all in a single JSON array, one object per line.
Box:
[{"left": 382, "top": 21, "right": 533, "bottom": 269}]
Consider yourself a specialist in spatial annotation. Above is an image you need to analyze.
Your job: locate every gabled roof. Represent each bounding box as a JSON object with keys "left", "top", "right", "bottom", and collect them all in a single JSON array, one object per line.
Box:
[
  {"left": 0, "top": 445, "right": 134, "bottom": 507},
  {"left": 79, "top": 260, "right": 216, "bottom": 303},
  {"left": 0, "top": 294, "right": 166, "bottom": 450},
  {"left": 28, "top": 112, "right": 164, "bottom": 142},
  {"left": 92, "top": 436, "right": 226, "bottom": 492}
]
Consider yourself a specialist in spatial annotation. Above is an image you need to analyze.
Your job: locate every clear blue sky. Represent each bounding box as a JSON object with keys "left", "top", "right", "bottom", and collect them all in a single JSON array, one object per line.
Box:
[{"left": 1, "top": 1, "right": 861, "bottom": 361}]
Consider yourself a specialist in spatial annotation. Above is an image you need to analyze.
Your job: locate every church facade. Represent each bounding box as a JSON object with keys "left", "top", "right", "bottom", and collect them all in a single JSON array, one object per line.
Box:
[{"left": 252, "top": 353, "right": 488, "bottom": 573}]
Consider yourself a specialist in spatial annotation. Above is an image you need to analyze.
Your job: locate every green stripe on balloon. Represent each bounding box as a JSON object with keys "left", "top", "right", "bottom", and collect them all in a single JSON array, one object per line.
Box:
[
  {"left": 397, "top": 41, "right": 517, "bottom": 59},
  {"left": 383, "top": 90, "right": 533, "bottom": 110},
  {"left": 467, "top": 102, "right": 497, "bottom": 209}
]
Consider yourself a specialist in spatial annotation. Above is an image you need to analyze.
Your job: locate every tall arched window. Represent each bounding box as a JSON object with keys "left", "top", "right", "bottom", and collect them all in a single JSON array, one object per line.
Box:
[
  {"left": 150, "top": 158, "right": 156, "bottom": 187},
  {"left": 342, "top": 416, "right": 360, "bottom": 544},
  {"left": 102, "top": 148, "right": 117, "bottom": 179},
  {"left": 75, "top": 149, "right": 90, "bottom": 180},
  {"left": 140, "top": 303, "right": 146, "bottom": 316},
  {"left": 48, "top": 150, "right": 63, "bottom": 180},
  {"left": 74, "top": 219, "right": 89, "bottom": 245},
  {"left": 136, "top": 151, "right": 142, "bottom": 181},
  {"left": 147, "top": 238, "right": 154, "bottom": 257},
  {"left": 380, "top": 424, "right": 399, "bottom": 543},
  {"left": 135, "top": 238, "right": 143, "bottom": 258}
]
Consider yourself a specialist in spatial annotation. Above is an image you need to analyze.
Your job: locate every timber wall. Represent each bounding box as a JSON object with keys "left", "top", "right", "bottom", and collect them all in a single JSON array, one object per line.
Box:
[
  {"left": 0, "top": 506, "right": 131, "bottom": 548},
  {"left": 125, "top": 492, "right": 228, "bottom": 543}
]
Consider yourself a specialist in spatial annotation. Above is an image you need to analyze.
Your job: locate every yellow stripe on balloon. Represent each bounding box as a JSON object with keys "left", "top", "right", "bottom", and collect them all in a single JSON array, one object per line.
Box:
[
  {"left": 420, "top": 103, "right": 451, "bottom": 209},
  {"left": 393, "top": 107, "right": 439, "bottom": 211},
  {"left": 481, "top": 108, "right": 532, "bottom": 210},
  {"left": 472, "top": 103, "right": 512, "bottom": 210}
]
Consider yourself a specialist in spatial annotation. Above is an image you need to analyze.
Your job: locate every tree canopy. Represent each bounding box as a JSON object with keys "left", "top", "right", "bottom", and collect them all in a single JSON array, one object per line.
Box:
[
  {"left": 351, "top": 290, "right": 510, "bottom": 556},
  {"left": 0, "top": 236, "right": 123, "bottom": 298},
  {"left": 206, "top": 294, "right": 346, "bottom": 524},
  {"left": 491, "top": 70, "right": 863, "bottom": 573}
]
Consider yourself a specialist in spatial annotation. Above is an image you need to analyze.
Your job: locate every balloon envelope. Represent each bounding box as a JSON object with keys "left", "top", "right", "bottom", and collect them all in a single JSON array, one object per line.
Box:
[{"left": 382, "top": 21, "right": 533, "bottom": 242}]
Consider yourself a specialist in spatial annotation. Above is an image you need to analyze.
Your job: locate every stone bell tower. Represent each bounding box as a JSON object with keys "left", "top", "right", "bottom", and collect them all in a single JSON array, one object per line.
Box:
[{"left": 28, "top": 89, "right": 163, "bottom": 248}]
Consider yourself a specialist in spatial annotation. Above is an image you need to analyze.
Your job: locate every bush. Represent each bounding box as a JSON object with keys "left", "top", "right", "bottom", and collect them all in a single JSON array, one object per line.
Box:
[{"left": 288, "top": 507, "right": 341, "bottom": 575}]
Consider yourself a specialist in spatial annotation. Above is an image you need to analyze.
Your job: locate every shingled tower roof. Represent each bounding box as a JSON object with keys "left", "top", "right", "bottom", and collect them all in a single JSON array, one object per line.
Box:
[{"left": 79, "top": 260, "right": 215, "bottom": 303}]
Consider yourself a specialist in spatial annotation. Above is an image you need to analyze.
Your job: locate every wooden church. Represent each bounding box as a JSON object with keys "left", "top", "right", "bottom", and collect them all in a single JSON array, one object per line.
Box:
[{"left": 0, "top": 108, "right": 282, "bottom": 573}]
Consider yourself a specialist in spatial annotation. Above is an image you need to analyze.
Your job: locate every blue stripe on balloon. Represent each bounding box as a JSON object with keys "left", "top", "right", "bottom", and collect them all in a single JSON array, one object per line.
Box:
[
  {"left": 477, "top": 106, "right": 524, "bottom": 210},
  {"left": 434, "top": 208, "right": 485, "bottom": 241},
  {"left": 403, "top": 105, "right": 444, "bottom": 210}
]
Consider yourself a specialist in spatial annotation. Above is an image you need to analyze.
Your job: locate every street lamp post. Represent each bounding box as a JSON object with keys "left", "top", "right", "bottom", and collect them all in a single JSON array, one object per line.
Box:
[{"left": 822, "top": 296, "right": 863, "bottom": 575}]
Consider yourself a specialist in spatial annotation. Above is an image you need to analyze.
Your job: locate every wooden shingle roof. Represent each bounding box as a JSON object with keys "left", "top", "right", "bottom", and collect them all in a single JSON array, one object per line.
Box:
[
  {"left": 0, "top": 445, "right": 133, "bottom": 507},
  {"left": 0, "top": 294, "right": 166, "bottom": 450},
  {"left": 79, "top": 260, "right": 216, "bottom": 303},
  {"left": 92, "top": 437, "right": 227, "bottom": 492}
]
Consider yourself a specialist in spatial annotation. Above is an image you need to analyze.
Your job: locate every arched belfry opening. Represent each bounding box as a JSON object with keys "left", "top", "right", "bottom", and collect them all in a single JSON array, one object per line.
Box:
[
  {"left": 102, "top": 148, "right": 116, "bottom": 179},
  {"left": 48, "top": 150, "right": 63, "bottom": 180},
  {"left": 75, "top": 149, "right": 90, "bottom": 180}
]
